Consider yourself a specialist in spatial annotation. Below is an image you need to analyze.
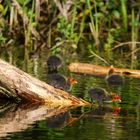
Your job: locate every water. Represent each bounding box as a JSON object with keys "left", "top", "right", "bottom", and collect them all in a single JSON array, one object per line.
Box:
[{"left": 0, "top": 47, "right": 140, "bottom": 140}]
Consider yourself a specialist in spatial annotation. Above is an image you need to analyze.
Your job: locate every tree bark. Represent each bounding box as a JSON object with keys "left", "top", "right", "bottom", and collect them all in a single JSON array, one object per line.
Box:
[
  {"left": 68, "top": 62, "right": 140, "bottom": 78},
  {"left": 0, "top": 59, "right": 90, "bottom": 106}
]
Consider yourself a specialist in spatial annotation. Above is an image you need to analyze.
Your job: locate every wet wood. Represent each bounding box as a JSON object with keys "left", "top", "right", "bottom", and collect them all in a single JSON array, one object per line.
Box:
[
  {"left": 0, "top": 59, "right": 90, "bottom": 106},
  {"left": 68, "top": 62, "right": 140, "bottom": 78}
]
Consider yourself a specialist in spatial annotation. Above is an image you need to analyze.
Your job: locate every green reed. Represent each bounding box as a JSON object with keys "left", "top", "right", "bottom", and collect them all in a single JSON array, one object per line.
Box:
[
  {"left": 78, "top": 8, "right": 86, "bottom": 43},
  {"left": 1, "top": 0, "right": 140, "bottom": 57},
  {"left": 71, "top": 3, "right": 77, "bottom": 36},
  {"left": 120, "top": 0, "right": 128, "bottom": 31},
  {"left": 86, "top": 0, "right": 99, "bottom": 47},
  {"left": 24, "top": 0, "right": 36, "bottom": 47},
  {"left": 131, "top": 8, "right": 140, "bottom": 68}
]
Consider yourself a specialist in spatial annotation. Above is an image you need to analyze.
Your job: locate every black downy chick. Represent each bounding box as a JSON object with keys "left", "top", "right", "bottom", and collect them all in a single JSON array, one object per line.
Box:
[
  {"left": 105, "top": 65, "right": 124, "bottom": 86},
  {"left": 47, "top": 73, "right": 77, "bottom": 92},
  {"left": 47, "top": 55, "right": 62, "bottom": 73},
  {"left": 88, "top": 88, "right": 107, "bottom": 105},
  {"left": 88, "top": 87, "right": 121, "bottom": 105},
  {"left": 46, "top": 55, "right": 77, "bottom": 91}
]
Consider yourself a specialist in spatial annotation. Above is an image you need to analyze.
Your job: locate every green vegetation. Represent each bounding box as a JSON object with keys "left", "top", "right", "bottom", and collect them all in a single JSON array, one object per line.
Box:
[
  {"left": 1, "top": 2, "right": 140, "bottom": 139},
  {"left": 0, "top": 0, "right": 140, "bottom": 65}
]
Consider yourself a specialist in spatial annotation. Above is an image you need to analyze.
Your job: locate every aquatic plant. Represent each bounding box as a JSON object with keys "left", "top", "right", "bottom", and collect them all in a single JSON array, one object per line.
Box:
[{"left": 0, "top": 0, "right": 140, "bottom": 62}]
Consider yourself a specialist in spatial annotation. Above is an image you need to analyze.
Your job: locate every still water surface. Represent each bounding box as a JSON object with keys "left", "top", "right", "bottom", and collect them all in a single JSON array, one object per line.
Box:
[{"left": 0, "top": 48, "right": 140, "bottom": 140}]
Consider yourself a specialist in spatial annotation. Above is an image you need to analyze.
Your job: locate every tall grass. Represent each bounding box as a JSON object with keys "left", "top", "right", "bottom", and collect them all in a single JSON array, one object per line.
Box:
[
  {"left": 120, "top": 0, "right": 128, "bottom": 31},
  {"left": 1, "top": 0, "right": 140, "bottom": 60},
  {"left": 71, "top": 3, "right": 77, "bottom": 37},
  {"left": 78, "top": 7, "right": 86, "bottom": 43},
  {"left": 131, "top": 8, "right": 140, "bottom": 68},
  {"left": 86, "top": 0, "right": 99, "bottom": 47}
]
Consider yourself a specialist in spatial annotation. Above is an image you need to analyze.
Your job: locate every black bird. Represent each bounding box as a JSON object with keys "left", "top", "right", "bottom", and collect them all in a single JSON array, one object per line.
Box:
[
  {"left": 47, "top": 55, "right": 62, "bottom": 73},
  {"left": 105, "top": 65, "right": 124, "bottom": 86},
  {"left": 47, "top": 73, "right": 77, "bottom": 92},
  {"left": 88, "top": 87, "right": 121, "bottom": 105},
  {"left": 88, "top": 88, "right": 107, "bottom": 105}
]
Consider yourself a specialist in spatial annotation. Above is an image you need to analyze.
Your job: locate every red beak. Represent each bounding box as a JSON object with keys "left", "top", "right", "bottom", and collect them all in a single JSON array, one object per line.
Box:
[{"left": 112, "top": 94, "right": 121, "bottom": 102}]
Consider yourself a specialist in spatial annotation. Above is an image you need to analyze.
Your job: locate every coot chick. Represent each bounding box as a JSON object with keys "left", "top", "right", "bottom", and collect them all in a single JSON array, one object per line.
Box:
[
  {"left": 47, "top": 73, "right": 77, "bottom": 91},
  {"left": 47, "top": 55, "right": 62, "bottom": 73},
  {"left": 88, "top": 88, "right": 121, "bottom": 105},
  {"left": 88, "top": 88, "right": 107, "bottom": 105},
  {"left": 105, "top": 65, "right": 124, "bottom": 86}
]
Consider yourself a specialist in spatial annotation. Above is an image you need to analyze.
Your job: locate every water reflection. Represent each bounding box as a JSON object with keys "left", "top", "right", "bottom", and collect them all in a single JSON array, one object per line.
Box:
[
  {"left": 85, "top": 106, "right": 121, "bottom": 117},
  {"left": 0, "top": 77, "right": 140, "bottom": 140},
  {"left": 0, "top": 47, "right": 140, "bottom": 139},
  {"left": 45, "top": 111, "right": 78, "bottom": 128},
  {"left": 0, "top": 101, "right": 75, "bottom": 138},
  {"left": 46, "top": 111, "right": 70, "bottom": 128}
]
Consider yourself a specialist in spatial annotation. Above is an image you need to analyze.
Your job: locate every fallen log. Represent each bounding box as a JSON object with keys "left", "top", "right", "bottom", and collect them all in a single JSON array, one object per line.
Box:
[
  {"left": 68, "top": 62, "right": 140, "bottom": 78},
  {"left": 0, "top": 59, "right": 90, "bottom": 106}
]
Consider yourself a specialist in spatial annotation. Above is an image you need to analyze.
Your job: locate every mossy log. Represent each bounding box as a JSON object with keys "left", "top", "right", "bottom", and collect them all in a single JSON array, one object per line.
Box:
[
  {"left": 68, "top": 62, "right": 140, "bottom": 78},
  {"left": 0, "top": 59, "right": 89, "bottom": 106}
]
